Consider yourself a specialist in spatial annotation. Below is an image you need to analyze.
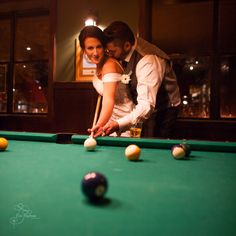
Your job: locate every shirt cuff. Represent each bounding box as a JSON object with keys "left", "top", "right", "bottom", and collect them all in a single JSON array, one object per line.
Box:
[{"left": 116, "top": 116, "right": 131, "bottom": 132}]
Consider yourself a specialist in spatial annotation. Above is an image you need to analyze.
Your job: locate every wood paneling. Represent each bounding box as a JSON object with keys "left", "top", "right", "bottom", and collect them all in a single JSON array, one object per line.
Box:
[
  {"left": 52, "top": 82, "right": 97, "bottom": 134},
  {"left": 174, "top": 119, "right": 236, "bottom": 141}
]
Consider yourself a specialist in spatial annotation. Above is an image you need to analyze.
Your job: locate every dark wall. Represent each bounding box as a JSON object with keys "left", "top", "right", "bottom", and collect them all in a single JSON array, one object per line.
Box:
[
  {"left": 173, "top": 120, "right": 236, "bottom": 142},
  {"left": 52, "top": 82, "right": 97, "bottom": 134}
]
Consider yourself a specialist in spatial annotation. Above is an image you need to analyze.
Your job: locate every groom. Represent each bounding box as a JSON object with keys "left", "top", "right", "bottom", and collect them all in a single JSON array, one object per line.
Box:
[{"left": 96, "top": 21, "right": 181, "bottom": 138}]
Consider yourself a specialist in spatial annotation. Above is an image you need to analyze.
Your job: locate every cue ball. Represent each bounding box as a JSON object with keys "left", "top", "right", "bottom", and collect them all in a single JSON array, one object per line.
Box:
[
  {"left": 81, "top": 172, "right": 108, "bottom": 201},
  {"left": 0, "top": 137, "right": 8, "bottom": 151},
  {"left": 125, "top": 144, "right": 141, "bottom": 161},
  {"left": 84, "top": 137, "right": 97, "bottom": 151},
  {"left": 171, "top": 144, "right": 187, "bottom": 160}
]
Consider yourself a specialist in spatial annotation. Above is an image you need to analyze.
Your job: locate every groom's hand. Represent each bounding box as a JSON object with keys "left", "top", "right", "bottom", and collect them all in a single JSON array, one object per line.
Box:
[{"left": 102, "top": 120, "right": 119, "bottom": 136}]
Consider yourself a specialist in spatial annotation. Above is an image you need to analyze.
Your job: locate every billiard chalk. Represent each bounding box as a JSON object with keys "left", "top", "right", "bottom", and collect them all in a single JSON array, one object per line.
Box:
[
  {"left": 125, "top": 144, "right": 141, "bottom": 161},
  {"left": 171, "top": 144, "right": 186, "bottom": 160},
  {"left": 84, "top": 137, "right": 97, "bottom": 151}
]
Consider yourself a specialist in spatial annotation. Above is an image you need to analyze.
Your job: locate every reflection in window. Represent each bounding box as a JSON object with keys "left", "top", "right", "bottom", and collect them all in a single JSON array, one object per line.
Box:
[
  {"left": 13, "top": 63, "right": 48, "bottom": 113},
  {"left": 15, "top": 15, "right": 49, "bottom": 61},
  {"left": 0, "top": 18, "right": 10, "bottom": 113},
  {"left": 220, "top": 56, "right": 236, "bottom": 118},
  {"left": 12, "top": 13, "right": 49, "bottom": 114},
  {"left": 0, "top": 65, "right": 7, "bottom": 112},
  {"left": 173, "top": 56, "right": 210, "bottom": 118},
  {"left": 0, "top": 19, "right": 11, "bottom": 62}
]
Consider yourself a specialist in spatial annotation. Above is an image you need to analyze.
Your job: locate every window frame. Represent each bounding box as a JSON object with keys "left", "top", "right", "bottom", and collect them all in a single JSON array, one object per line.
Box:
[
  {"left": 0, "top": 7, "right": 55, "bottom": 117},
  {"left": 139, "top": 0, "right": 236, "bottom": 121}
]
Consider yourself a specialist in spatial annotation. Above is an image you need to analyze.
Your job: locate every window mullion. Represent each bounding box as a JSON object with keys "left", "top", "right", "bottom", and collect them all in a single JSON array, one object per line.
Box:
[{"left": 7, "top": 13, "right": 15, "bottom": 113}]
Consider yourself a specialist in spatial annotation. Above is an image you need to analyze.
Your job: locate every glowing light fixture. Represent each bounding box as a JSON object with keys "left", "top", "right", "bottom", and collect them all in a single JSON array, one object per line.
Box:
[
  {"left": 85, "top": 18, "right": 96, "bottom": 26},
  {"left": 84, "top": 10, "right": 98, "bottom": 26}
]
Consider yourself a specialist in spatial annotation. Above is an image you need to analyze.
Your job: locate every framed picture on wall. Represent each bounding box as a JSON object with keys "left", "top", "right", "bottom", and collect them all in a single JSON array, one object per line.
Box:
[{"left": 75, "top": 38, "right": 96, "bottom": 82}]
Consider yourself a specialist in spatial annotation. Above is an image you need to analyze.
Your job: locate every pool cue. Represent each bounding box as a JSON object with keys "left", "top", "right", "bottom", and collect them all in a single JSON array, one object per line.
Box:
[{"left": 91, "top": 95, "right": 102, "bottom": 138}]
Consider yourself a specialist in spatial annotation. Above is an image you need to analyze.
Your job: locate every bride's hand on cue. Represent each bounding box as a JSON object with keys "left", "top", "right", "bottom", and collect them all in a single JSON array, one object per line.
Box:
[{"left": 88, "top": 125, "right": 104, "bottom": 138}]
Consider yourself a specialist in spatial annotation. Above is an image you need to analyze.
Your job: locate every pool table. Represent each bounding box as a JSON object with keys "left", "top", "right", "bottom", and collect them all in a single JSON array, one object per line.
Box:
[{"left": 0, "top": 131, "right": 236, "bottom": 236}]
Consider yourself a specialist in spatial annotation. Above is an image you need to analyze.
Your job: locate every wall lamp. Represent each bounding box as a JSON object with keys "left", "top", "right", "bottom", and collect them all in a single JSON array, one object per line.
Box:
[{"left": 84, "top": 10, "right": 98, "bottom": 26}]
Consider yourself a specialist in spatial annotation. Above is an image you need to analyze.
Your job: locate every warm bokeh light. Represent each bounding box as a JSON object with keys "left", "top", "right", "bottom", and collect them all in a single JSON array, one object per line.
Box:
[{"left": 85, "top": 18, "right": 96, "bottom": 26}]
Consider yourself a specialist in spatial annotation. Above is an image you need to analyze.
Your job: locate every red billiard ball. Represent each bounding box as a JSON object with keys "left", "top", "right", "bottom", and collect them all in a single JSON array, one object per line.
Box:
[{"left": 81, "top": 172, "right": 108, "bottom": 201}]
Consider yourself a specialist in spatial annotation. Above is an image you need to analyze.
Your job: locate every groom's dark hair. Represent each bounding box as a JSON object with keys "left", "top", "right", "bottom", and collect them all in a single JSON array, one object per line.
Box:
[{"left": 104, "top": 21, "right": 135, "bottom": 46}]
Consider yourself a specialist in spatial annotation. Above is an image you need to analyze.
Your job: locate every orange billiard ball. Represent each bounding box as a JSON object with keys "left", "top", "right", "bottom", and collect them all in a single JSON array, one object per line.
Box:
[
  {"left": 0, "top": 137, "right": 8, "bottom": 151},
  {"left": 125, "top": 144, "right": 141, "bottom": 161}
]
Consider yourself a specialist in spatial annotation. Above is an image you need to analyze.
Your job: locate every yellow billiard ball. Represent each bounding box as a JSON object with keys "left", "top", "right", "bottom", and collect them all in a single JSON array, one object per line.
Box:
[
  {"left": 125, "top": 144, "right": 141, "bottom": 161},
  {"left": 0, "top": 137, "right": 8, "bottom": 151}
]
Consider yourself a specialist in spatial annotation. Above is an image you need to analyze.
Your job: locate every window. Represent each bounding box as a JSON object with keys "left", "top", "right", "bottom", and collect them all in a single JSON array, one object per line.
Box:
[
  {"left": 0, "top": 64, "right": 7, "bottom": 112},
  {"left": 13, "top": 62, "right": 48, "bottom": 113},
  {"left": 220, "top": 56, "right": 236, "bottom": 118},
  {"left": 173, "top": 56, "right": 210, "bottom": 118},
  {"left": 218, "top": 0, "right": 236, "bottom": 118},
  {"left": 0, "top": 10, "right": 49, "bottom": 114},
  {"left": 0, "top": 18, "right": 11, "bottom": 112},
  {"left": 152, "top": 0, "right": 236, "bottom": 119}
]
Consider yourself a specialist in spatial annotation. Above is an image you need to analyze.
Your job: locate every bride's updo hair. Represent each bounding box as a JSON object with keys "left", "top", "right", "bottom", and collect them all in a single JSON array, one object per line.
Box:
[{"left": 79, "top": 26, "right": 107, "bottom": 49}]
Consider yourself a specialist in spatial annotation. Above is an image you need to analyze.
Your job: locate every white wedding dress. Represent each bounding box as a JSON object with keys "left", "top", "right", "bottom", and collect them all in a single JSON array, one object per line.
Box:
[{"left": 93, "top": 73, "right": 134, "bottom": 137}]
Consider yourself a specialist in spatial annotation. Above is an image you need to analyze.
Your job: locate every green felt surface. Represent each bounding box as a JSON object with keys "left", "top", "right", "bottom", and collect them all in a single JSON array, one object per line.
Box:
[{"left": 0, "top": 133, "right": 236, "bottom": 236}]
